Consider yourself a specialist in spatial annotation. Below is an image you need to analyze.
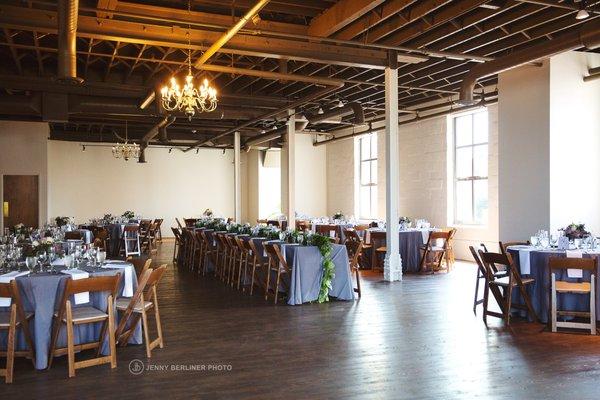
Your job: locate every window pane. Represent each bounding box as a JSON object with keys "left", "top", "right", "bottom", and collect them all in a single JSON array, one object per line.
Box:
[
  {"left": 473, "top": 145, "right": 488, "bottom": 178},
  {"left": 473, "top": 111, "right": 488, "bottom": 144},
  {"left": 455, "top": 147, "right": 472, "bottom": 179},
  {"left": 370, "top": 134, "right": 377, "bottom": 158},
  {"left": 360, "top": 161, "right": 371, "bottom": 185},
  {"left": 370, "top": 161, "right": 377, "bottom": 184},
  {"left": 473, "top": 179, "right": 488, "bottom": 225},
  {"left": 360, "top": 136, "right": 370, "bottom": 160},
  {"left": 370, "top": 187, "right": 378, "bottom": 218},
  {"left": 360, "top": 186, "right": 371, "bottom": 218},
  {"left": 455, "top": 115, "right": 473, "bottom": 146},
  {"left": 456, "top": 181, "right": 473, "bottom": 224}
]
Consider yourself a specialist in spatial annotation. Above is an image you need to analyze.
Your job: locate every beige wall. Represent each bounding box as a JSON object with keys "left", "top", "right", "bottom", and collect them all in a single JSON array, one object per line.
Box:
[
  {"left": 0, "top": 121, "right": 49, "bottom": 231},
  {"left": 294, "top": 134, "right": 327, "bottom": 217},
  {"left": 326, "top": 136, "right": 355, "bottom": 216},
  {"left": 47, "top": 140, "right": 239, "bottom": 236}
]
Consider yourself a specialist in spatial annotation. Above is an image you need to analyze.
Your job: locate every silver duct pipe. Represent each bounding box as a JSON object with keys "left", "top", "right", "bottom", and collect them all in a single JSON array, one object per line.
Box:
[
  {"left": 243, "top": 120, "right": 309, "bottom": 149},
  {"left": 458, "top": 19, "right": 600, "bottom": 105},
  {"left": 57, "top": 0, "right": 82, "bottom": 84},
  {"left": 306, "top": 102, "right": 365, "bottom": 125}
]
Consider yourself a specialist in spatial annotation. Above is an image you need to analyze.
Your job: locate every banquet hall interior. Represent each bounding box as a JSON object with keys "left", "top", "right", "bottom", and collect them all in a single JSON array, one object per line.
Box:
[{"left": 0, "top": 0, "right": 599, "bottom": 398}]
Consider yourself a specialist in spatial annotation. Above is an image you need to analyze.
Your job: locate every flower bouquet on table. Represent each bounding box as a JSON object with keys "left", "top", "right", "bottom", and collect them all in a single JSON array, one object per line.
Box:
[
  {"left": 561, "top": 223, "right": 590, "bottom": 241},
  {"left": 332, "top": 211, "right": 344, "bottom": 222},
  {"left": 399, "top": 216, "right": 411, "bottom": 230},
  {"left": 54, "top": 216, "right": 72, "bottom": 227},
  {"left": 101, "top": 214, "right": 115, "bottom": 225},
  {"left": 255, "top": 225, "right": 280, "bottom": 240},
  {"left": 121, "top": 210, "right": 135, "bottom": 220}
]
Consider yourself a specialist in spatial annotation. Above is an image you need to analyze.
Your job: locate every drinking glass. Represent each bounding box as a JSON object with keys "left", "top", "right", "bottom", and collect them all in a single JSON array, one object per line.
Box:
[
  {"left": 96, "top": 250, "right": 106, "bottom": 267},
  {"left": 64, "top": 255, "right": 73, "bottom": 270}
]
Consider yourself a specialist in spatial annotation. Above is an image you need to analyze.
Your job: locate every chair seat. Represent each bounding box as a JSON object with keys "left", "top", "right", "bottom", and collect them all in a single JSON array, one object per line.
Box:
[
  {"left": 58, "top": 306, "right": 108, "bottom": 323},
  {"left": 116, "top": 297, "right": 153, "bottom": 312},
  {"left": 0, "top": 312, "right": 33, "bottom": 327},
  {"left": 376, "top": 246, "right": 386, "bottom": 253},
  {"left": 420, "top": 245, "right": 445, "bottom": 252},
  {"left": 555, "top": 281, "right": 591, "bottom": 294},
  {"left": 492, "top": 276, "right": 535, "bottom": 287}
]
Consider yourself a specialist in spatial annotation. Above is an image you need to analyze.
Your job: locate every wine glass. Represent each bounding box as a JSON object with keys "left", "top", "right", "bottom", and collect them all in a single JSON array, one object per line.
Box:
[
  {"left": 96, "top": 250, "right": 106, "bottom": 267},
  {"left": 64, "top": 255, "right": 73, "bottom": 270}
]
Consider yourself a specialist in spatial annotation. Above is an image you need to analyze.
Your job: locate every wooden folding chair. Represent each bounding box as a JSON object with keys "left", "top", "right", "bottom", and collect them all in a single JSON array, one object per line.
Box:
[
  {"left": 199, "top": 230, "right": 217, "bottom": 276},
  {"left": 419, "top": 231, "right": 453, "bottom": 274},
  {"left": 126, "top": 256, "right": 153, "bottom": 279},
  {"left": 0, "top": 280, "right": 35, "bottom": 384},
  {"left": 264, "top": 243, "right": 291, "bottom": 304},
  {"left": 170, "top": 227, "right": 182, "bottom": 264},
  {"left": 183, "top": 218, "right": 197, "bottom": 228},
  {"left": 500, "top": 241, "right": 531, "bottom": 254},
  {"left": 64, "top": 231, "right": 83, "bottom": 241},
  {"left": 344, "top": 229, "right": 371, "bottom": 270},
  {"left": 115, "top": 265, "right": 167, "bottom": 357},
  {"left": 316, "top": 224, "right": 339, "bottom": 239},
  {"left": 175, "top": 218, "right": 184, "bottom": 229},
  {"left": 371, "top": 230, "right": 386, "bottom": 271},
  {"left": 548, "top": 257, "right": 597, "bottom": 334},
  {"left": 234, "top": 236, "right": 250, "bottom": 290},
  {"left": 48, "top": 274, "right": 121, "bottom": 377},
  {"left": 244, "top": 239, "right": 268, "bottom": 295},
  {"left": 469, "top": 245, "right": 506, "bottom": 315},
  {"left": 345, "top": 240, "right": 363, "bottom": 298},
  {"left": 479, "top": 250, "right": 538, "bottom": 326},
  {"left": 120, "top": 225, "right": 141, "bottom": 258},
  {"left": 226, "top": 235, "right": 241, "bottom": 287}
]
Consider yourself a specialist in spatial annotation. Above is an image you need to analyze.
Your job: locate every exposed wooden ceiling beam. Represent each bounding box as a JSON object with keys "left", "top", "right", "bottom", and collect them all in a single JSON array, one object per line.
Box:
[
  {"left": 97, "top": 0, "right": 118, "bottom": 19},
  {"left": 307, "top": 0, "right": 386, "bottom": 37},
  {"left": 0, "top": 5, "right": 402, "bottom": 69}
]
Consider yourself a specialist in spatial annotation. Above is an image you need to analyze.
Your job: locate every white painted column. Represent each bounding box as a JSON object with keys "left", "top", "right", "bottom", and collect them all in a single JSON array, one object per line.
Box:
[
  {"left": 282, "top": 109, "right": 296, "bottom": 230},
  {"left": 383, "top": 59, "right": 402, "bottom": 282},
  {"left": 233, "top": 131, "right": 241, "bottom": 222}
]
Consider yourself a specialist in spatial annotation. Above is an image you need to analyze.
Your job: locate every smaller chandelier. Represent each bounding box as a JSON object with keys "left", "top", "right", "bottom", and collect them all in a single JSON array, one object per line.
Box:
[
  {"left": 112, "top": 141, "right": 140, "bottom": 161},
  {"left": 161, "top": 70, "right": 218, "bottom": 120},
  {"left": 112, "top": 121, "right": 140, "bottom": 161}
]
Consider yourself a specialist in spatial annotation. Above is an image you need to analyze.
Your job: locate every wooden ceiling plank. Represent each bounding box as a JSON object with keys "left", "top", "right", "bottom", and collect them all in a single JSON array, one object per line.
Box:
[{"left": 307, "top": 0, "right": 386, "bottom": 37}]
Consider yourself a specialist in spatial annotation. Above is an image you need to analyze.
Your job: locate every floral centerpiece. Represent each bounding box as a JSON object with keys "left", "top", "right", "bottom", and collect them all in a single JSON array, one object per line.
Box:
[
  {"left": 561, "top": 223, "right": 590, "bottom": 240},
  {"left": 11, "top": 223, "right": 30, "bottom": 236},
  {"left": 203, "top": 208, "right": 213, "bottom": 217},
  {"left": 399, "top": 216, "right": 411, "bottom": 230},
  {"left": 255, "top": 225, "right": 280, "bottom": 240},
  {"left": 101, "top": 214, "right": 114, "bottom": 225},
  {"left": 23, "top": 237, "right": 54, "bottom": 257},
  {"left": 332, "top": 211, "right": 344, "bottom": 221},
  {"left": 122, "top": 210, "right": 135, "bottom": 220},
  {"left": 55, "top": 216, "right": 72, "bottom": 227}
]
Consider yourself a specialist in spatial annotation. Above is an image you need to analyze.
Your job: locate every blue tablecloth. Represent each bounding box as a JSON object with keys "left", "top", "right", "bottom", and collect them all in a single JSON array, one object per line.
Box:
[
  {"left": 281, "top": 243, "right": 355, "bottom": 305},
  {"left": 508, "top": 249, "right": 600, "bottom": 323},
  {"left": 0, "top": 264, "right": 142, "bottom": 369},
  {"left": 366, "top": 229, "right": 428, "bottom": 272}
]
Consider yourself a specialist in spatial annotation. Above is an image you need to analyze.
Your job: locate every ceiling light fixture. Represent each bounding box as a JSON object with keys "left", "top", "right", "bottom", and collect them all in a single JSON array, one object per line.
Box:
[
  {"left": 112, "top": 121, "right": 140, "bottom": 161},
  {"left": 317, "top": 107, "right": 324, "bottom": 114},
  {"left": 160, "top": 0, "right": 218, "bottom": 120}
]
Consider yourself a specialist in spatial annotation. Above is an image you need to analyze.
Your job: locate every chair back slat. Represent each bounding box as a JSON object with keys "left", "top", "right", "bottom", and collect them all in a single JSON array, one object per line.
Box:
[
  {"left": 549, "top": 257, "right": 597, "bottom": 272},
  {"left": 65, "top": 274, "right": 121, "bottom": 296},
  {"left": 264, "top": 243, "right": 289, "bottom": 271},
  {"left": 0, "top": 281, "right": 13, "bottom": 298},
  {"left": 479, "top": 251, "right": 512, "bottom": 268},
  {"left": 499, "top": 241, "right": 530, "bottom": 254},
  {"left": 346, "top": 240, "right": 363, "bottom": 269}
]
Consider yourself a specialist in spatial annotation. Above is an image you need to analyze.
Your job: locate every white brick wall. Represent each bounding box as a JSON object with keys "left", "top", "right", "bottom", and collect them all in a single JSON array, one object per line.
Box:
[{"left": 326, "top": 104, "right": 499, "bottom": 260}]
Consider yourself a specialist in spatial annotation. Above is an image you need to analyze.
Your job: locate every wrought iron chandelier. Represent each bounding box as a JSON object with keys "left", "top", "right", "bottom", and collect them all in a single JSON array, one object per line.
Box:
[
  {"left": 160, "top": 0, "right": 218, "bottom": 120},
  {"left": 112, "top": 121, "right": 140, "bottom": 161}
]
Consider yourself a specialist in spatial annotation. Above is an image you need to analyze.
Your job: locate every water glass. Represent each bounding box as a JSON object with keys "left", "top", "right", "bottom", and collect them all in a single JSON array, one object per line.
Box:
[
  {"left": 96, "top": 250, "right": 106, "bottom": 266},
  {"left": 64, "top": 255, "right": 73, "bottom": 269}
]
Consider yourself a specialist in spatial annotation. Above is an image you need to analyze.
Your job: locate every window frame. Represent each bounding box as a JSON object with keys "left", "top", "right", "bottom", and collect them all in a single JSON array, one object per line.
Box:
[
  {"left": 452, "top": 110, "right": 489, "bottom": 226},
  {"left": 358, "top": 133, "right": 377, "bottom": 220}
]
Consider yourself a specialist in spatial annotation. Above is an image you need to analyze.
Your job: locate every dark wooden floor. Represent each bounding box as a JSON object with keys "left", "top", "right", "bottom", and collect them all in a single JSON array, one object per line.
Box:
[{"left": 5, "top": 241, "right": 600, "bottom": 399}]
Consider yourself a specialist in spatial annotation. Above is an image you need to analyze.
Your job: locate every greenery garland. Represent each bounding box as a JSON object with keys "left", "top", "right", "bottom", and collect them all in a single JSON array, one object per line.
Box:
[{"left": 309, "top": 234, "right": 335, "bottom": 303}]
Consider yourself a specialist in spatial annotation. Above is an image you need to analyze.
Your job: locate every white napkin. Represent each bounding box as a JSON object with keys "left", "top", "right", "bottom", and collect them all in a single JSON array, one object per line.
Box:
[
  {"left": 102, "top": 261, "right": 134, "bottom": 297},
  {"left": 518, "top": 249, "right": 532, "bottom": 275},
  {"left": 566, "top": 250, "right": 583, "bottom": 278},
  {"left": 0, "top": 271, "right": 30, "bottom": 307},
  {"left": 61, "top": 269, "right": 90, "bottom": 304},
  {"left": 420, "top": 229, "right": 430, "bottom": 244},
  {"left": 329, "top": 230, "right": 335, "bottom": 238}
]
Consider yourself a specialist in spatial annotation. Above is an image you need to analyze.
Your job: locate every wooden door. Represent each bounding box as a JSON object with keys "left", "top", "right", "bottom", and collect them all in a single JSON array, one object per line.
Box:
[{"left": 3, "top": 175, "right": 39, "bottom": 229}]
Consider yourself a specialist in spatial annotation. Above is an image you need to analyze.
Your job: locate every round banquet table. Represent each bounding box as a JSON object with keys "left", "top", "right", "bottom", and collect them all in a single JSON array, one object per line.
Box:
[
  {"left": 0, "top": 261, "right": 142, "bottom": 369},
  {"left": 507, "top": 247, "right": 600, "bottom": 323},
  {"left": 364, "top": 228, "right": 433, "bottom": 272}
]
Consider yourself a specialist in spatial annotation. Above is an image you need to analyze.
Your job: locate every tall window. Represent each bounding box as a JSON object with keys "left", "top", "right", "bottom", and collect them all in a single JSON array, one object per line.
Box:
[
  {"left": 358, "top": 134, "right": 377, "bottom": 219},
  {"left": 453, "top": 110, "right": 488, "bottom": 225}
]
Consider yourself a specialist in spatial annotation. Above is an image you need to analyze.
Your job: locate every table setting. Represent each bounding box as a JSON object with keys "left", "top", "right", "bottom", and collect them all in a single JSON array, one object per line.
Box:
[
  {"left": 507, "top": 224, "right": 600, "bottom": 323},
  {"left": 0, "top": 231, "right": 140, "bottom": 369}
]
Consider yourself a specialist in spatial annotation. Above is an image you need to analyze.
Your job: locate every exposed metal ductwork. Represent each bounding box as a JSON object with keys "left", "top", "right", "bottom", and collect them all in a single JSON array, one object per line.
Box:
[
  {"left": 243, "top": 120, "right": 309, "bottom": 149},
  {"left": 57, "top": 0, "right": 83, "bottom": 84},
  {"left": 458, "top": 19, "right": 600, "bottom": 105},
  {"left": 305, "top": 102, "right": 365, "bottom": 125}
]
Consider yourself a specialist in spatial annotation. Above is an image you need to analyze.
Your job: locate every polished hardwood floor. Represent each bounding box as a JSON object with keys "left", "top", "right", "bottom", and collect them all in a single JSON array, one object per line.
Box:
[{"left": 5, "top": 240, "right": 600, "bottom": 399}]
